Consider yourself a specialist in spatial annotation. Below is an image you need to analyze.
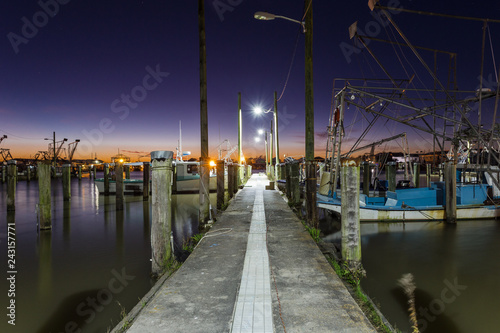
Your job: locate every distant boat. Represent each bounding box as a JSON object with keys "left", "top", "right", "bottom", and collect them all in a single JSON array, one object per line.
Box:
[{"left": 94, "top": 161, "right": 217, "bottom": 195}]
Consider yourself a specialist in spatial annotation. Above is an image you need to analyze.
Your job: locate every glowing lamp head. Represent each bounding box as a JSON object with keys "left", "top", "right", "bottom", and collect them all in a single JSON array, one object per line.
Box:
[
  {"left": 119, "top": 159, "right": 124, "bottom": 163},
  {"left": 254, "top": 107, "right": 263, "bottom": 114},
  {"left": 209, "top": 160, "right": 216, "bottom": 167},
  {"left": 255, "top": 137, "right": 261, "bottom": 143},
  {"left": 257, "top": 129, "right": 264, "bottom": 135}
]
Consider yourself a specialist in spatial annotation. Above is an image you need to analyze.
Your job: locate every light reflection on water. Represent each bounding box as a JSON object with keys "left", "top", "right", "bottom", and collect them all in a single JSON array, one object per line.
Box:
[
  {"left": 0, "top": 172, "right": 212, "bottom": 332},
  {"left": 324, "top": 218, "right": 500, "bottom": 333}
]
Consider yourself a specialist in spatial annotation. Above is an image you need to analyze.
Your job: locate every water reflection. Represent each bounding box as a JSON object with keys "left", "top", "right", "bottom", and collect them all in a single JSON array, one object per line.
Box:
[
  {"left": 322, "top": 216, "right": 500, "bottom": 333},
  {"left": 0, "top": 172, "right": 209, "bottom": 332}
]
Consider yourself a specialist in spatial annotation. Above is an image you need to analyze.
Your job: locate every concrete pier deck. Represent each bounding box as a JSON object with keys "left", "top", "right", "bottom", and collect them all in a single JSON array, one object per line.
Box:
[{"left": 120, "top": 173, "right": 375, "bottom": 332}]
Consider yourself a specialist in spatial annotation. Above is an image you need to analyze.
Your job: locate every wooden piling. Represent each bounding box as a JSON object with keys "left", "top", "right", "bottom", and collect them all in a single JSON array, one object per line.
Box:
[
  {"left": 216, "top": 160, "right": 224, "bottom": 210},
  {"left": 305, "top": 161, "right": 318, "bottom": 228},
  {"left": 228, "top": 165, "right": 234, "bottom": 199},
  {"left": 150, "top": 151, "right": 173, "bottom": 277},
  {"left": 426, "top": 164, "right": 432, "bottom": 188},
  {"left": 143, "top": 162, "right": 150, "bottom": 201},
  {"left": 37, "top": 163, "right": 52, "bottom": 229},
  {"left": 386, "top": 162, "right": 396, "bottom": 192},
  {"left": 413, "top": 163, "right": 420, "bottom": 188},
  {"left": 362, "top": 162, "right": 371, "bottom": 196},
  {"left": 27, "top": 166, "right": 31, "bottom": 182},
  {"left": 2, "top": 165, "right": 6, "bottom": 183},
  {"left": 125, "top": 165, "right": 130, "bottom": 179},
  {"left": 285, "top": 164, "right": 292, "bottom": 200},
  {"left": 445, "top": 162, "right": 457, "bottom": 224},
  {"left": 62, "top": 164, "right": 71, "bottom": 201},
  {"left": 104, "top": 164, "right": 110, "bottom": 195},
  {"left": 289, "top": 163, "right": 300, "bottom": 205},
  {"left": 341, "top": 159, "right": 361, "bottom": 266},
  {"left": 115, "top": 163, "right": 124, "bottom": 211},
  {"left": 233, "top": 165, "right": 239, "bottom": 194},
  {"left": 78, "top": 165, "right": 82, "bottom": 180},
  {"left": 247, "top": 165, "right": 251, "bottom": 180},
  {"left": 92, "top": 165, "right": 96, "bottom": 179},
  {"left": 7, "top": 161, "right": 17, "bottom": 211}
]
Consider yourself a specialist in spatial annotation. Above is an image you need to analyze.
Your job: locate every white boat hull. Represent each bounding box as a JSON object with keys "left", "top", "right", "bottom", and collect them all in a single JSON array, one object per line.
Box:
[{"left": 317, "top": 201, "right": 500, "bottom": 221}]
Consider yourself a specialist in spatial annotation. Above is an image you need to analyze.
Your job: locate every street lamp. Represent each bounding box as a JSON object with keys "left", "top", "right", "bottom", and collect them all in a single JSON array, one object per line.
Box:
[
  {"left": 254, "top": 3, "right": 318, "bottom": 227},
  {"left": 254, "top": 129, "right": 269, "bottom": 173},
  {"left": 254, "top": 11, "right": 306, "bottom": 32}
]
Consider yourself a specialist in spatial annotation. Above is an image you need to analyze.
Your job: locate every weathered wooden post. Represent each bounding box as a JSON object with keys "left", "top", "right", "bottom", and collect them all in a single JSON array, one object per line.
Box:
[
  {"left": 7, "top": 160, "right": 17, "bottom": 211},
  {"left": 362, "top": 161, "right": 371, "bottom": 196},
  {"left": 285, "top": 164, "right": 292, "bottom": 200},
  {"left": 125, "top": 165, "right": 130, "bottom": 179},
  {"left": 27, "top": 166, "right": 31, "bottom": 182},
  {"left": 115, "top": 163, "right": 124, "bottom": 211},
  {"left": 247, "top": 165, "right": 251, "bottom": 180},
  {"left": 426, "top": 164, "right": 432, "bottom": 188},
  {"left": 104, "top": 164, "right": 110, "bottom": 195},
  {"left": 92, "top": 165, "right": 96, "bottom": 179},
  {"left": 216, "top": 160, "right": 225, "bottom": 210},
  {"left": 280, "top": 164, "right": 285, "bottom": 181},
  {"left": 89, "top": 165, "right": 93, "bottom": 179},
  {"left": 228, "top": 164, "right": 234, "bottom": 199},
  {"left": 143, "top": 162, "right": 150, "bottom": 201},
  {"left": 233, "top": 165, "right": 239, "bottom": 194},
  {"left": 2, "top": 165, "right": 6, "bottom": 183},
  {"left": 37, "top": 162, "right": 52, "bottom": 229},
  {"left": 290, "top": 163, "right": 300, "bottom": 205},
  {"left": 341, "top": 159, "right": 361, "bottom": 266},
  {"left": 386, "top": 162, "right": 396, "bottom": 192},
  {"left": 78, "top": 165, "right": 82, "bottom": 180},
  {"left": 445, "top": 161, "right": 457, "bottom": 224},
  {"left": 413, "top": 162, "right": 420, "bottom": 188},
  {"left": 62, "top": 164, "right": 71, "bottom": 201},
  {"left": 150, "top": 150, "right": 173, "bottom": 277}
]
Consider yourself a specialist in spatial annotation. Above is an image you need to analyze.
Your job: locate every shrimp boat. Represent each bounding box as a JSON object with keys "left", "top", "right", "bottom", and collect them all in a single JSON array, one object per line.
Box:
[{"left": 94, "top": 160, "right": 217, "bottom": 195}]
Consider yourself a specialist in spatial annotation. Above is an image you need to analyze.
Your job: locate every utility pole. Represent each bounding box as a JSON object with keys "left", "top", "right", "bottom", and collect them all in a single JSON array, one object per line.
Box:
[
  {"left": 238, "top": 92, "right": 242, "bottom": 164},
  {"left": 305, "top": 0, "right": 318, "bottom": 227},
  {"left": 198, "top": 0, "right": 210, "bottom": 229},
  {"left": 53, "top": 131, "right": 56, "bottom": 168},
  {"left": 274, "top": 91, "right": 279, "bottom": 182}
]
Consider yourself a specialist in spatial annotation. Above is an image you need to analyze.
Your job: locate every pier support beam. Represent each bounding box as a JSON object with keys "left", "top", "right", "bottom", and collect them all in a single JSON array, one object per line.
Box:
[
  {"left": 7, "top": 160, "right": 17, "bottom": 211},
  {"left": 413, "top": 163, "right": 420, "bottom": 188},
  {"left": 143, "top": 162, "right": 150, "bottom": 201},
  {"left": 362, "top": 161, "right": 371, "bottom": 196},
  {"left": 2, "top": 165, "right": 6, "bottom": 183},
  {"left": 426, "top": 164, "right": 432, "bottom": 188},
  {"left": 27, "top": 166, "right": 31, "bottom": 182},
  {"left": 104, "top": 164, "right": 110, "bottom": 195},
  {"left": 386, "top": 162, "right": 396, "bottom": 192},
  {"left": 125, "top": 165, "right": 130, "bottom": 179},
  {"left": 234, "top": 165, "right": 239, "bottom": 193},
  {"left": 290, "top": 163, "right": 300, "bottom": 206},
  {"left": 78, "top": 165, "right": 82, "bottom": 180},
  {"left": 341, "top": 159, "right": 361, "bottom": 267},
  {"left": 62, "top": 164, "right": 71, "bottom": 201},
  {"left": 285, "top": 164, "right": 291, "bottom": 200},
  {"left": 37, "top": 163, "right": 52, "bottom": 229},
  {"left": 228, "top": 165, "right": 235, "bottom": 199},
  {"left": 445, "top": 162, "right": 457, "bottom": 224},
  {"left": 216, "top": 160, "right": 224, "bottom": 210},
  {"left": 115, "top": 163, "right": 124, "bottom": 211},
  {"left": 305, "top": 161, "right": 318, "bottom": 227},
  {"left": 150, "top": 151, "right": 173, "bottom": 277}
]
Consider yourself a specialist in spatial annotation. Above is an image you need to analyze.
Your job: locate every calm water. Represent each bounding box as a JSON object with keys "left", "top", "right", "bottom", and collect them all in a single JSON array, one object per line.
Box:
[
  {"left": 324, "top": 218, "right": 500, "bottom": 332},
  {"left": 0, "top": 172, "right": 211, "bottom": 333}
]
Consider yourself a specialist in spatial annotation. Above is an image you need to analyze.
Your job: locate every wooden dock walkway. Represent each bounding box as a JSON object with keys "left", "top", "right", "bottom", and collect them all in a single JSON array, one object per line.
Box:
[{"left": 114, "top": 173, "right": 375, "bottom": 332}]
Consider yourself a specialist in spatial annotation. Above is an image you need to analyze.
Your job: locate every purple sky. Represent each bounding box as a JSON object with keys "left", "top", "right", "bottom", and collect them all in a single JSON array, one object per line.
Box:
[{"left": 1, "top": 0, "right": 498, "bottom": 161}]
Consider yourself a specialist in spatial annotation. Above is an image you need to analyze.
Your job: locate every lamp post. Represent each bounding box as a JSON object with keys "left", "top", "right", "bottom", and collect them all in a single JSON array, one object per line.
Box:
[
  {"left": 254, "top": 4, "right": 318, "bottom": 227},
  {"left": 254, "top": 91, "right": 280, "bottom": 183}
]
